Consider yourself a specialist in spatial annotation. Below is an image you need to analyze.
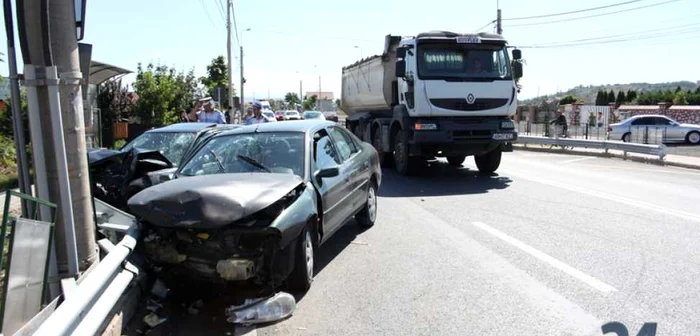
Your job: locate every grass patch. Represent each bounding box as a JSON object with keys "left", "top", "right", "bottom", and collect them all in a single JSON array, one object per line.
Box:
[{"left": 0, "top": 173, "right": 18, "bottom": 192}]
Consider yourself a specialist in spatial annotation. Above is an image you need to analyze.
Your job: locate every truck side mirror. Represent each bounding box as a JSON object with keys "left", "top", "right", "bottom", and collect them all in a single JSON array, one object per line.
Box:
[
  {"left": 396, "top": 47, "right": 406, "bottom": 59},
  {"left": 512, "top": 49, "right": 522, "bottom": 60},
  {"left": 513, "top": 61, "right": 523, "bottom": 78},
  {"left": 395, "top": 60, "right": 406, "bottom": 78}
]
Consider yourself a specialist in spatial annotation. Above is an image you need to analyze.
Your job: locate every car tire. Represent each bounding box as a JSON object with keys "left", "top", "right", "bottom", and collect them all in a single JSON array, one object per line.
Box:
[
  {"left": 355, "top": 181, "right": 378, "bottom": 228},
  {"left": 446, "top": 155, "right": 466, "bottom": 166},
  {"left": 622, "top": 133, "right": 631, "bottom": 142},
  {"left": 287, "top": 226, "right": 314, "bottom": 293},
  {"left": 686, "top": 131, "right": 700, "bottom": 145},
  {"left": 474, "top": 148, "right": 502, "bottom": 174},
  {"left": 393, "top": 129, "right": 420, "bottom": 175},
  {"left": 373, "top": 129, "right": 394, "bottom": 168}
]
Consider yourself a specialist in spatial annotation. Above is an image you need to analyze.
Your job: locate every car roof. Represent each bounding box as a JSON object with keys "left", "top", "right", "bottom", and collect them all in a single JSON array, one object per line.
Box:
[
  {"left": 218, "top": 120, "right": 336, "bottom": 136},
  {"left": 148, "top": 123, "right": 217, "bottom": 133}
]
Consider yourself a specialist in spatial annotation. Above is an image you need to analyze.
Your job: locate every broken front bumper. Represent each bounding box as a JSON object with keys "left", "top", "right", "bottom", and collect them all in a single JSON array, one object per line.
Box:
[{"left": 141, "top": 226, "right": 294, "bottom": 286}]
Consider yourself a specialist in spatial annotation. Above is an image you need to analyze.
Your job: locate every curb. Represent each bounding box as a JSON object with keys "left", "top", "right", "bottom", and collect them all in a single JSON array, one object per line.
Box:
[{"left": 513, "top": 144, "right": 700, "bottom": 171}]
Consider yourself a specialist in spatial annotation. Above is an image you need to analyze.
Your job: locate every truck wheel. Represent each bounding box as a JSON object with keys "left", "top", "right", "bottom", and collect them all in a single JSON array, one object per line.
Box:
[
  {"left": 446, "top": 155, "right": 466, "bottom": 166},
  {"left": 393, "top": 129, "right": 419, "bottom": 175},
  {"left": 373, "top": 129, "right": 393, "bottom": 167},
  {"left": 474, "top": 148, "right": 502, "bottom": 174}
]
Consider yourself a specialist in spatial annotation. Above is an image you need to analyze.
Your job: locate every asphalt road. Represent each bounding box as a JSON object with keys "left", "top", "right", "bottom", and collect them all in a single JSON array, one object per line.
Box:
[{"left": 132, "top": 151, "right": 700, "bottom": 336}]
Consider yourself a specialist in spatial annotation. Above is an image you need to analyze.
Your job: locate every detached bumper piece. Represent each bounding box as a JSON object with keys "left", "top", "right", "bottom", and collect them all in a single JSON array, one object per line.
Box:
[{"left": 141, "top": 226, "right": 281, "bottom": 285}]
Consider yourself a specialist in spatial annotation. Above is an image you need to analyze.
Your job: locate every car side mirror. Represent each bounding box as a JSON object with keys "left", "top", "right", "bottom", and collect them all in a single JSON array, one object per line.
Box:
[
  {"left": 315, "top": 166, "right": 339, "bottom": 184},
  {"left": 395, "top": 60, "right": 406, "bottom": 78}
]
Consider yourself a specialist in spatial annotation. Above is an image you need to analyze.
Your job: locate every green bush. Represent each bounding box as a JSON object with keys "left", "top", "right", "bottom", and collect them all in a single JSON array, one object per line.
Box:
[
  {"left": 0, "top": 136, "right": 17, "bottom": 173},
  {"left": 113, "top": 139, "right": 126, "bottom": 150}
]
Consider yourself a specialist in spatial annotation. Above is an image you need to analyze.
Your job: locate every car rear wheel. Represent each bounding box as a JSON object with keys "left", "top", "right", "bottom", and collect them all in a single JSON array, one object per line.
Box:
[
  {"left": 686, "top": 131, "right": 700, "bottom": 145},
  {"left": 446, "top": 155, "right": 466, "bottom": 166},
  {"left": 287, "top": 226, "right": 314, "bottom": 292},
  {"left": 622, "top": 133, "right": 631, "bottom": 142},
  {"left": 355, "top": 181, "right": 377, "bottom": 228}
]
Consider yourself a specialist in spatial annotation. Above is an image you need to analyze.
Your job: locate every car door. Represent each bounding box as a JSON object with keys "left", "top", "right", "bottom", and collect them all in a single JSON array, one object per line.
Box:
[
  {"left": 311, "top": 129, "right": 347, "bottom": 239},
  {"left": 655, "top": 116, "right": 681, "bottom": 141},
  {"left": 327, "top": 126, "right": 369, "bottom": 215}
]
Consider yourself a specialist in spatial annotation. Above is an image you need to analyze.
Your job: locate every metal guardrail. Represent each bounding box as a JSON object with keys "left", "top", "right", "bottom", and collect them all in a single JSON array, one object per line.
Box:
[
  {"left": 31, "top": 199, "right": 140, "bottom": 336},
  {"left": 517, "top": 135, "right": 668, "bottom": 160}
]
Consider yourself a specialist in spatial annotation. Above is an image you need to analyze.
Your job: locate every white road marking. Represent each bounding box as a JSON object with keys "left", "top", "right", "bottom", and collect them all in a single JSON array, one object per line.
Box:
[
  {"left": 573, "top": 163, "right": 700, "bottom": 176},
  {"left": 560, "top": 157, "right": 596, "bottom": 165},
  {"left": 472, "top": 221, "right": 618, "bottom": 293},
  {"left": 500, "top": 168, "right": 700, "bottom": 223}
]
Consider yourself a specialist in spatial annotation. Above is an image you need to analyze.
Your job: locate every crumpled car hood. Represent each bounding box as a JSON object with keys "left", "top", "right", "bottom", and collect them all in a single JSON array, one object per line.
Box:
[
  {"left": 128, "top": 173, "right": 303, "bottom": 229},
  {"left": 88, "top": 148, "right": 124, "bottom": 164}
]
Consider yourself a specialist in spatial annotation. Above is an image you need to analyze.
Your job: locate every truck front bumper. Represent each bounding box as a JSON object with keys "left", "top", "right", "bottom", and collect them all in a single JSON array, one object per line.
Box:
[{"left": 407, "top": 117, "right": 517, "bottom": 156}]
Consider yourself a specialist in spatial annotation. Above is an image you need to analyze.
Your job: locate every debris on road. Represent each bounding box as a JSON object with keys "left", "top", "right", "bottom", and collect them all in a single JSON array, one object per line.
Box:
[
  {"left": 151, "top": 279, "right": 170, "bottom": 300},
  {"left": 143, "top": 312, "right": 168, "bottom": 328},
  {"left": 225, "top": 292, "right": 296, "bottom": 325}
]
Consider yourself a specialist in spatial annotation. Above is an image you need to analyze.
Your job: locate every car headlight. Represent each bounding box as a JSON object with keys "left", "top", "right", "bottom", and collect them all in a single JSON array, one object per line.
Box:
[{"left": 501, "top": 120, "right": 515, "bottom": 129}]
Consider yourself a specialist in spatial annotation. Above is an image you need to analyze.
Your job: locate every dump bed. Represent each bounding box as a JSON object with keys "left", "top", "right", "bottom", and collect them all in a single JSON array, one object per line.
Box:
[{"left": 341, "top": 35, "right": 402, "bottom": 116}]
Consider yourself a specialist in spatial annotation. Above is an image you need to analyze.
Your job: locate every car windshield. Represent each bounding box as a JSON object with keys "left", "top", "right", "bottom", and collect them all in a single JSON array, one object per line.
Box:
[
  {"left": 304, "top": 112, "right": 322, "bottom": 118},
  {"left": 286, "top": 111, "right": 298, "bottom": 116},
  {"left": 179, "top": 132, "right": 306, "bottom": 177},
  {"left": 417, "top": 41, "right": 511, "bottom": 80},
  {"left": 120, "top": 131, "right": 196, "bottom": 164}
]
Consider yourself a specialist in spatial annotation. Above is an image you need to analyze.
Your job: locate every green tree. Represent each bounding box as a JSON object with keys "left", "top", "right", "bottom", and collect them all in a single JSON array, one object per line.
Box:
[
  {"left": 607, "top": 90, "right": 616, "bottom": 104},
  {"left": 595, "top": 90, "right": 607, "bottom": 106},
  {"left": 172, "top": 69, "right": 198, "bottom": 111},
  {"left": 96, "top": 78, "right": 134, "bottom": 124},
  {"left": 284, "top": 92, "right": 301, "bottom": 108},
  {"left": 673, "top": 91, "right": 688, "bottom": 105},
  {"left": 334, "top": 98, "right": 341, "bottom": 108},
  {"left": 615, "top": 91, "right": 626, "bottom": 108},
  {"left": 675, "top": 86, "right": 682, "bottom": 93},
  {"left": 559, "top": 94, "right": 579, "bottom": 105},
  {"left": 133, "top": 63, "right": 180, "bottom": 125},
  {"left": 301, "top": 95, "right": 317, "bottom": 111},
  {"left": 626, "top": 89, "right": 638, "bottom": 103},
  {"left": 199, "top": 56, "right": 233, "bottom": 102}
]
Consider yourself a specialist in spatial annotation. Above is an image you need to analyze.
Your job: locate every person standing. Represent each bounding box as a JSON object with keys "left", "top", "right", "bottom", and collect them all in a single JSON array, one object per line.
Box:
[
  {"left": 197, "top": 99, "right": 226, "bottom": 124},
  {"left": 244, "top": 102, "right": 269, "bottom": 125}
]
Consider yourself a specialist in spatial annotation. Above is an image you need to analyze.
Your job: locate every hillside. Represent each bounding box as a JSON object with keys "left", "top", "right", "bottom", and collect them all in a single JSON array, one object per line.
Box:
[{"left": 520, "top": 81, "right": 700, "bottom": 105}]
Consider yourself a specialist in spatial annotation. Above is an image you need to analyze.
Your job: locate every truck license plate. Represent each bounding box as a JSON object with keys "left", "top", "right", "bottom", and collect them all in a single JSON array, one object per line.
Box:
[{"left": 493, "top": 133, "right": 514, "bottom": 140}]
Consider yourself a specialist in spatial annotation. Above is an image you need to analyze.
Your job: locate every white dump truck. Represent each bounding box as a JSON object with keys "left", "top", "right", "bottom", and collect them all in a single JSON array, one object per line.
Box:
[{"left": 341, "top": 31, "right": 523, "bottom": 175}]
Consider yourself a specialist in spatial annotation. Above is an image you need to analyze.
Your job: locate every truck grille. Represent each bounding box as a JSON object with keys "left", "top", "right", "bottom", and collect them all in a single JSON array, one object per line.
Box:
[{"left": 430, "top": 98, "right": 509, "bottom": 111}]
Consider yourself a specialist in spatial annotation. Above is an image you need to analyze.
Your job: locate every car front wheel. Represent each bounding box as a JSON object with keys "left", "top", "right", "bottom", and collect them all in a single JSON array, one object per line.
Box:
[{"left": 287, "top": 226, "right": 314, "bottom": 292}]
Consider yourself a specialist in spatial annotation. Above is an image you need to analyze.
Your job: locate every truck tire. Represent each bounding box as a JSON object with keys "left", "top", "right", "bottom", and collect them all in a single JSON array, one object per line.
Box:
[
  {"left": 393, "top": 129, "right": 420, "bottom": 175},
  {"left": 446, "top": 155, "right": 466, "bottom": 166},
  {"left": 474, "top": 148, "right": 502, "bottom": 174},
  {"left": 373, "top": 128, "right": 393, "bottom": 167}
]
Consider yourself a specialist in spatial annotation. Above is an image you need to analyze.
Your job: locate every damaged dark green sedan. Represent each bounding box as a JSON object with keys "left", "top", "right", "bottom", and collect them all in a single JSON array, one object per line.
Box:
[{"left": 128, "top": 120, "right": 382, "bottom": 292}]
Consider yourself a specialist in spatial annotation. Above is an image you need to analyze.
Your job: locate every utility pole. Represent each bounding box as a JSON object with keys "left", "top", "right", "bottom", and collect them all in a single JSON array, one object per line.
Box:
[
  {"left": 226, "top": 0, "right": 234, "bottom": 112},
  {"left": 240, "top": 45, "right": 244, "bottom": 113},
  {"left": 318, "top": 76, "right": 321, "bottom": 111},
  {"left": 49, "top": 0, "right": 97, "bottom": 273},
  {"left": 299, "top": 80, "right": 302, "bottom": 104},
  {"left": 496, "top": 9, "right": 502, "bottom": 34}
]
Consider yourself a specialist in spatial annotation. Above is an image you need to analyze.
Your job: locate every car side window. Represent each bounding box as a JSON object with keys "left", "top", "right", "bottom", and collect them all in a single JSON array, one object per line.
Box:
[
  {"left": 328, "top": 127, "right": 358, "bottom": 162},
  {"left": 631, "top": 117, "right": 649, "bottom": 126},
  {"left": 654, "top": 117, "right": 673, "bottom": 125},
  {"left": 313, "top": 130, "right": 341, "bottom": 170}
]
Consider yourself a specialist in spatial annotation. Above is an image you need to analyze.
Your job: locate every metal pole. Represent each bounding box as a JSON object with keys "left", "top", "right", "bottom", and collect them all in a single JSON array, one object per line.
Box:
[
  {"left": 226, "top": 0, "right": 233, "bottom": 111},
  {"left": 497, "top": 9, "right": 502, "bottom": 34},
  {"left": 299, "top": 79, "right": 302, "bottom": 104},
  {"left": 49, "top": 0, "right": 97, "bottom": 273},
  {"left": 45, "top": 66, "right": 79, "bottom": 277},
  {"left": 240, "top": 45, "right": 244, "bottom": 112},
  {"left": 3, "top": 0, "right": 32, "bottom": 216},
  {"left": 318, "top": 75, "right": 321, "bottom": 111}
]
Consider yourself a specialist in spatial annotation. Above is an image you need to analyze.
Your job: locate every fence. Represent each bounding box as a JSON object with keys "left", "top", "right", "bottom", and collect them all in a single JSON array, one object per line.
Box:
[
  {"left": 629, "top": 126, "right": 667, "bottom": 145},
  {"left": 516, "top": 122, "right": 609, "bottom": 141}
]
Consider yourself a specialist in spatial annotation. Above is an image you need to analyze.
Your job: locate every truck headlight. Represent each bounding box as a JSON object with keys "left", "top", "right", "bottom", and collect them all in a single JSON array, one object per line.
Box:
[
  {"left": 414, "top": 123, "right": 437, "bottom": 131},
  {"left": 500, "top": 120, "right": 515, "bottom": 129}
]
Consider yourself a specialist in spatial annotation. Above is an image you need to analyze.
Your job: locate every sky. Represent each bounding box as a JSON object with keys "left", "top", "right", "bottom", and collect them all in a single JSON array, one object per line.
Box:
[{"left": 2, "top": 0, "right": 700, "bottom": 101}]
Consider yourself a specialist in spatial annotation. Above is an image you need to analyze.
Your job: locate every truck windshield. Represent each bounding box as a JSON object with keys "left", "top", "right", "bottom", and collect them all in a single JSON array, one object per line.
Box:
[{"left": 417, "top": 42, "right": 511, "bottom": 81}]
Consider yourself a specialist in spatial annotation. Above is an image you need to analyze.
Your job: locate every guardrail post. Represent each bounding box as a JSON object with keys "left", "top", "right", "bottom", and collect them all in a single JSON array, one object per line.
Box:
[{"left": 585, "top": 123, "right": 589, "bottom": 139}]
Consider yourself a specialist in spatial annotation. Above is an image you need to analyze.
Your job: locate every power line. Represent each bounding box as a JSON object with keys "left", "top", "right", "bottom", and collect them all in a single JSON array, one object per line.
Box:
[
  {"left": 519, "top": 26, "right": 700, "bottom": 48},
  {"left": 527, "top": 22, "right": 700, "bottom": 46},
  {"left": 214, "top": 0, "right": 226, "bottom": 22},
  {"left": 251, "top": 29, "right": 380, "bottom": 43},
  {"left": 230, "top": 0, "right": 240, "bottom": 45},
  {"left": 475, "top": 20, "right": 496, "bottom": 32},
  {"left": 506, "top": 0, "right": 681, "bottom": 27},
  {"left": 198, "top": 0, "right": 219, "bottom": 29},
  {"left": 503, "top": 0, "right": 645, "bottom": 21}
]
